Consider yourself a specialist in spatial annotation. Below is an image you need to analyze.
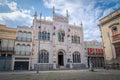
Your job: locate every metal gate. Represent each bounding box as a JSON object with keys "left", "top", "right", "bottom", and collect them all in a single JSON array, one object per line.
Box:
[{"left": 0, "top": 56, "right": 12, "bottom": 71}]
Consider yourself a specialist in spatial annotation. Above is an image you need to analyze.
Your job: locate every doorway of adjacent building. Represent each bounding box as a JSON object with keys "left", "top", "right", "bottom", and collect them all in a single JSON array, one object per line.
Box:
[
  {"left": 58, "top": 52, "right": 64, "bottom": 66},
  {"left": 14, "top": 61, "right": 29, "bottom": 70}
]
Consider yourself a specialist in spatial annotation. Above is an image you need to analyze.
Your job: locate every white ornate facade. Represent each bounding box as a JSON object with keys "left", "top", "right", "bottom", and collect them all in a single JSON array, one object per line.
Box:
[
  {"left": 32, "top": 9, "right": 87, "bottom": 70},
  {"left": 12, "top": 26, "right": 32, "bottom": 70}
]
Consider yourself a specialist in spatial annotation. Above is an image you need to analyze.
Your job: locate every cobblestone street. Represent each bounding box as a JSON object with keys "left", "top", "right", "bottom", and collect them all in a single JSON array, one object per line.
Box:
[{"left": 0, "top": 69, "right": 120, "bottom": 80}]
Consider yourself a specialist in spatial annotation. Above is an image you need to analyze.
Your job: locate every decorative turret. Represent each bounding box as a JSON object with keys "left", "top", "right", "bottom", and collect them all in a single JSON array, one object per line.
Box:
[
  {"left": 53, "top": 6, "right": 55, "bottom": 14},
  {"left": 80, "top": 21, "right": 83, "bottom": 27},
  {"left": 66, "top": 10, "right": 68, "bottom": 18},
  {"left": 34, "top": 11, "right": 37, "bottom": 19}
]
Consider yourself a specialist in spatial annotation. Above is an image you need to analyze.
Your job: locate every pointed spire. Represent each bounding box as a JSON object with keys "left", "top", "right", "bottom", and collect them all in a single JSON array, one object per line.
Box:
[
  {"left": 80, "top": 21, "right": 83, "bottom": 27},
  {"left": 44, "top": 16, "right": 46, "bottom": 20},
  {"left": 74, "top": 22, "right": 76, "bottom": 26},
  {"left": 34, "top": 11, "right": 37, "bottom": 19},
  {"left": 66, "top": 10, "right": 68, "bottom": 17},
  {"left": 53, "top": 6, "right": 55, "bottom": 14}
]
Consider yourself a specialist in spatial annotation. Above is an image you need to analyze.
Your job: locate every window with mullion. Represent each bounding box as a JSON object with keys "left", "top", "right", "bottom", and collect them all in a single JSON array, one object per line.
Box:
[
  {"left": 38, "top": 32, "right": 41, "bottom": 40},
  {"left": 72, "top": 36, "right": 80, "bottom": 44},
  {"left": 48, "top": 33, "right": 50, "bottom": 40},
  {"left": 44, "top": 32, "right": 47, "bottom": 40},
  {"left": 71, "top": 36, "right": 74, "bottom": 43},
  {"left": 42, "top": 32, "right": 44, "bottom": 40},
  {"left": 38, "top": 50, "right": 49, "bottom": 63},
  {"left": 73, "top": 52, "right": 81, "bottom": 63},
  {"left": 58, "top": 31, "right": 64, "bottom": 42},
  {"left": 73, "top": 54, "right": 75, "bottom": 62},
  {"left": 78, "top": 37, "right": 80, "bottom": 43}
]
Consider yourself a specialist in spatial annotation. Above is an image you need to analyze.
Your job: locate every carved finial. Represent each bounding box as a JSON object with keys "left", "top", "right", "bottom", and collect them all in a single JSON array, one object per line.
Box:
[
  {"left": 34, "top": 11, "right": 37, "bottom": 19},
  {"left": 74, "top": 22, "right": 76, "bottom": 26},
  {"left": 66, "top": 10, "right": 68, "bottom": 17},
  {"left": 53, "top": 6, "right": 55, "bottom": 14},
  {"left": 80, "top": 21, "right": 83, "bottom": 27},
  {"left": 44, "top": 16, "right": 46, "bottom": 20}
]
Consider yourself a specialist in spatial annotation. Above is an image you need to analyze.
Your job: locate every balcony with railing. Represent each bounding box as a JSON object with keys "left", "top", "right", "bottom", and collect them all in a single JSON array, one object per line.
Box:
[
  {"left": 15, "top": 51, "right": 31, "bottom": 56},
  {"left": 112, "top": 33, "right": 120, "bottom": 42},
  {"left": 26, "top": 38, "right": 32, "bottom": 42},
  {"left": 16, "top": 37, "right": 32, "bottom": 42},
  {"left": 16, "top": 37, "right": 22, "bottom": 41},
  {"left": 0, "top": 47, "right": 14, "bottom": 51}
]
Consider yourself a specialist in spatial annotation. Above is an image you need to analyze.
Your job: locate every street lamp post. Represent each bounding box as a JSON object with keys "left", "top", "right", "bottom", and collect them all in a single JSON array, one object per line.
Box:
[
  {"left": 37, "top": 13, "right": 42, "bottom": 73},
  {"left": 89, "top": 56, "right": 94, "bottom": 71}
]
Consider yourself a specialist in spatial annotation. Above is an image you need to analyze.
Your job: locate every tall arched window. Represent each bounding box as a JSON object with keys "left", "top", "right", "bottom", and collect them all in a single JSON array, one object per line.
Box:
[
  {"left": 38, "top": 50, "right": 49, "bottom": 63},
  {"left": 42, "top": 32, "right": 44, "bottom": 40},
  {"left": 78, "top": 37, "right": 80, "bottom": 43},
  {"left": 48, "top": 33, "right": 50, "bottom": 40},
  {"left": 111, "top": 26, "right": 118, "bottom": 36},
  {"left": 16, "top": 44, "right": 20, "bottom": 55},
  {"left": 18, "top": 31, "right": 22, "bottom": 40},
  {"left": 72, "top": 52, "right": 81, "bottom": 63},
  {"left": 71, "top": 35, "right": 80, "bottom": 44},
  {"left": 44, "top": 32, "right": 47, "bottom": 40},
  {"left": 39, "top": 31, "right": 50, "bottom": 41},
  {"left": 23, "top": 31, "right": 27, "bottom": 41},
  {"left": 58, "top": 30, "right": 65, "bottom": 42},
  {"left": 72, "top": 36, "right": 74, "bottom": 43},
  {"left": 26, "top": 44, "right": 30, "bottom": 55},
  {"left": 27, "top": 32, "right": 32, "bottom": 41},
  {"left": 21, "top": 44, "right": 25, "bottom": 55}
]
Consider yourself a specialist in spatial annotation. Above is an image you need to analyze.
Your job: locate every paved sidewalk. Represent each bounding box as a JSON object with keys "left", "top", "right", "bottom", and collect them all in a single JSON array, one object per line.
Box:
[{"left": 0, "top": 69, "right": 120, "bottom": 80}]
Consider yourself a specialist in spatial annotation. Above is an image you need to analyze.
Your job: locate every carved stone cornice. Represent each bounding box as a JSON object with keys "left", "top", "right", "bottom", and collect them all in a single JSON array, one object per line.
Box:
[
  {"left": 99, "top": 9, "right": 120, "bottom": 26},
  {"left": 37, "top": 19, "right": 53, "bottom": 25},
  {"left": 53, "top": 14, "right": 68, "bottom": 23},
  {"left": 69, "top": 25, "right": 81, "bottom": 29}
]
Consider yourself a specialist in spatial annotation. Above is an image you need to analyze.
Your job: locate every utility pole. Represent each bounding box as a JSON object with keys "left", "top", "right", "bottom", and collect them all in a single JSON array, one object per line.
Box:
[{"left": 37, "top": 13, "right": 42, "bottom": 73}]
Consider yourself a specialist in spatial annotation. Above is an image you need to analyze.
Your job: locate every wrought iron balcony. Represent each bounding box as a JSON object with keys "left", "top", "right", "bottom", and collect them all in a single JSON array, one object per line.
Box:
[
  {"left": 1, "top": 47, "right": 7, "bottom": 50},
  {"left": 0, "top": 47, "right": 14, "bottom": 51},
  {"left": 21, "top": 37, "right": 26, "bottom": 42},
  {"left": 7, "top": 47, "right": 14, "bottom": 51},
  {"left": 26, "top": 38, "right": 32, "bottom": 42},
  {"left": 16, "top": 37, "right": 32, "bottom": 42},
  {"left": 112, "top": 33, "right": 120, "bottom": 41},
  {"left": 15, "top": 51, "right": 31, "bottom": 56},
  {"left": 16, "top": 37, "right": 22, "bottom": 41}
]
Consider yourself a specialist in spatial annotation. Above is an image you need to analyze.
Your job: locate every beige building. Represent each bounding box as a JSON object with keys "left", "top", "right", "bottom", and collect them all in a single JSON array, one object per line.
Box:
[
  {"left": 0, "top": 24, "right": 16, "bottom": 71},
  {"left": 84, "top": 40, "right": 105, "bottom": 68},
  {"left": 99, "top": 9, "right": 120, "bottom": 68}
]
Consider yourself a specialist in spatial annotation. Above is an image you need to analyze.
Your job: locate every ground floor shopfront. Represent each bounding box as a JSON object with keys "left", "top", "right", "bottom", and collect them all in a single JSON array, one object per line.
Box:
[
  {"left": 12, "top": 56, "right": 31, "bottom": 70},
  {"left": 2, "top": 49, "right": 87, "bottom": 71},
  {"left": 105, "top": 42, "right": 120, "bottom": 69},
  {"left": 0, "top": 53, "right": 12, "bottom": 71},
  {"left": 87, "top": 55, "right": 105, "bottom": 68}
]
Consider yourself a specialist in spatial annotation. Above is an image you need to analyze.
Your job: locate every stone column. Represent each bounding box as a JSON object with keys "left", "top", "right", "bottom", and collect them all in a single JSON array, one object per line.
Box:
[
  {"left": 53, "top": 56, "right": 56, "bottom": 69},
  {"left": 11, "top": 55, "right": 15, "bottom": 70}
]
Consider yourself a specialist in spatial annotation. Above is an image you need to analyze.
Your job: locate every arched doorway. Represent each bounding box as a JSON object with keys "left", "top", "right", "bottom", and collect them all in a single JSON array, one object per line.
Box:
[{"left": 58, "top": 52, "right": 64, "bottom": 66}]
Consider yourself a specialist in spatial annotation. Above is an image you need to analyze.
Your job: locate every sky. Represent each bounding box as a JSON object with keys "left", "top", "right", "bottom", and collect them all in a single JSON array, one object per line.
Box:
[{"left": 0, "top": 0, "right": 120, "bottom": 41}]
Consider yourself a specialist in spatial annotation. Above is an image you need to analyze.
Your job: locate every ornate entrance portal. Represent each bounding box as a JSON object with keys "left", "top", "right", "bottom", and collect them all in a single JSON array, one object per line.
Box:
[{"left": 58, "top": 52, "right": 64, "bottom": 66}]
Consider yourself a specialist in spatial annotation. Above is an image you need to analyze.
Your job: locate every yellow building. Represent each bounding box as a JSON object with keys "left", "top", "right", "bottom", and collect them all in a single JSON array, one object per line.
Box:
[
  {"left": 99, "top": 9, "right": 120, "bottom": 69},
  {"left": 0, "top": 24, "right": 16, "bottom": 71}
]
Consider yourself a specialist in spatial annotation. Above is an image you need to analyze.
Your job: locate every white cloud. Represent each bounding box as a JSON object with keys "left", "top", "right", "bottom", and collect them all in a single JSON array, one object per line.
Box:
[
  {"left": 0, "top": 0, "right": 33, "bottom": 27},
  {"left": 103, "top": 8, "right": 114, "bottom": 17},
  {"left": 0, "top": 10, "right": 32, "bottom": 20},
  {"left": 0, "top": 0, "right": 17, "bottom": 11},
  {"left": 7, "top": 1, "right": 17, "bottom": 11},
  {"left": 46, "top": 16, "right": 52, "bottom": 21},
  {"left": 43, "top": 0, "right": 119, "bottom": 41},
  {"left": 31, "top": 6, "right": 35, "bottom": 10},
  {"left": 0, "top": 10, "right": 33, "bottom": 27}
]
